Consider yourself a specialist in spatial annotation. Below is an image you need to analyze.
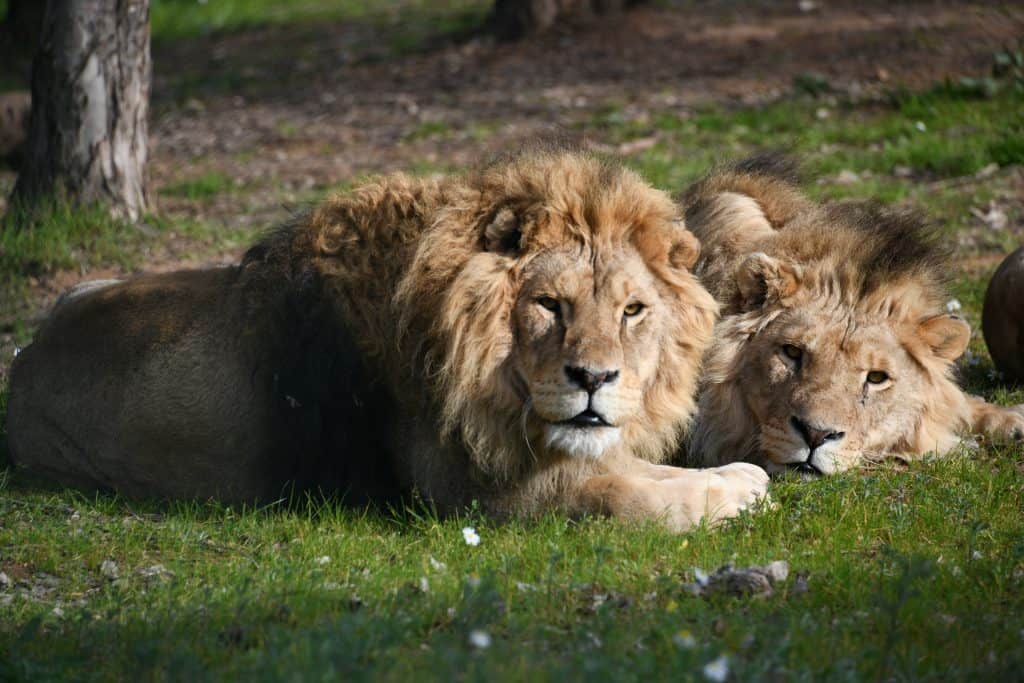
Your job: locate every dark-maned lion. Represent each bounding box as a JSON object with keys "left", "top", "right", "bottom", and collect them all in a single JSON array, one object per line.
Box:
[
  {"left": 7, "top": 150, "right": 768, "bottom": 530},
  {"left": 681, "top": 156, "right": 1024, "bottom": 476}
]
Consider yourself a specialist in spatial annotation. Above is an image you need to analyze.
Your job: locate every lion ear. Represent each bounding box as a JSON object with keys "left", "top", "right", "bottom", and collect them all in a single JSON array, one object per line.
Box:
[
  {"left": 735, "top": 252, "right": 800, "bottom": 310},
  {"left": 917, "top": 314, "right": 971, "bottom": 361},
  {"left": 668, "top": 221, "right": 701, "bottom": 271},
  {"left": 483, "top": 208, "right": 522, "bottom": 254}
]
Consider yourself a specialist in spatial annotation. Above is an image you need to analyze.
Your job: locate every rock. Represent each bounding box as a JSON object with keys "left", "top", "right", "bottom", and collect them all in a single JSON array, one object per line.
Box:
[
  {"left": 685, "top": 561, "right": 791, "bottom": 598},
  {"left": 983, "top": 247, "right": 1024, "bottom": 383},
  {"left": 100, "top": 559, "right": 119, "bottom": 580},
  {"left": 835, "top": 169, "right": 860, "bottom": 185},
  {"left": 0, "top": 91, "right": 31, "bottom": 165}
]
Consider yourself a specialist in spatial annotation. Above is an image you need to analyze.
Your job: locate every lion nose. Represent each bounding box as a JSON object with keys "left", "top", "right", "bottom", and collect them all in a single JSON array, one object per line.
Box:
[
  {"left": 790, "top": 416, "right": 845, "bottom": 451},
  {"left": 565, "top": 366, "right": 619, "bottom": 394}
]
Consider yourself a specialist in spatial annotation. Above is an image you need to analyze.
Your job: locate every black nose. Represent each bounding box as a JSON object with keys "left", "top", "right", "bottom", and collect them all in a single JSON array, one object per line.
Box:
[
  {"left": 790, "top": 416, "right": 845, "bottom": 451},
  {"left": 565, "top": 366, "right": 619, "bottom": 394}
]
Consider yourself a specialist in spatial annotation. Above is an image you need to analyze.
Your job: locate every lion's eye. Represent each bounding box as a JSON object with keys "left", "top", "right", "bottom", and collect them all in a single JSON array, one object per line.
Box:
[
  {"left": 866, "top": 370, "right": 890, "bottom": 385},
  {"left": 537, "top": 297, "right": 560, "bottom": 312},
  {"left": 781, "top": 344, "right": 803, "bottom": 361},
  {"left": 623, "top": 302, "right": 645, "bottom": 317}
]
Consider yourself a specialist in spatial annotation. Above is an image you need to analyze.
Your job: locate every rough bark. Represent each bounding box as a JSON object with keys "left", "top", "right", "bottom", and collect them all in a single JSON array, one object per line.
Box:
[
  {"left": 10, "top": 0, "right": 151, "bottom": 223},
  {"left": 490, "top": 0, "right": 643, "bottom": 40}
]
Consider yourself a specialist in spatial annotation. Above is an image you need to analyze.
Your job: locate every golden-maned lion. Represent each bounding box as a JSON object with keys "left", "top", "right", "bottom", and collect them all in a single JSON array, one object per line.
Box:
[
  {"left": 7, "top": 149, "right": 768, "bottom": 530},
  {"left": 681, "top": 156, "right": 1024, "bottom": 476}
]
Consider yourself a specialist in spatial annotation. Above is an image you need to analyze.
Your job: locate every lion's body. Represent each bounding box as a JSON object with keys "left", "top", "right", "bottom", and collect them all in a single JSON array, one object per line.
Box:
[
  {"left": 8, "top": 150, "right": 767, "bottom": 527},
  {"left": 682, "top": 157, "right": 1024, "bottom": 475}
]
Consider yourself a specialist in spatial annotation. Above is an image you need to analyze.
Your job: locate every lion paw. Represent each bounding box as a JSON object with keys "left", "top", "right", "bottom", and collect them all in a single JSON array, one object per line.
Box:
[
  {"left": 700, "top": 462, "right": 770, "bottom": 524},
  {"left": 976, "top": 405, "right": 1024, "bottom": 443},
  {"left": 652, "top": 462, "right": 769, "bottom": 531}
]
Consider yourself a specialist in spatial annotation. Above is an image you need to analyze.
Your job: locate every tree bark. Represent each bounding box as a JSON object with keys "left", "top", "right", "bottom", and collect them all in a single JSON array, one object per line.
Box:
[
  {"left": 10, "top": 0, "right": 151, "bottom": 223},
  {"left": 490, "top": 0, "right": 642, "bottom": 40}
]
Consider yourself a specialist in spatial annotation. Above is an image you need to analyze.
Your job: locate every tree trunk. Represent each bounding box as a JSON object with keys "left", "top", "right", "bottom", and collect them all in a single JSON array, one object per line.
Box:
[
  {"left": 10, "top": 0, "right": 151, "bottom": 223},
  {"left": 490, "top": 0, "right": 641, "bottom": 40}
]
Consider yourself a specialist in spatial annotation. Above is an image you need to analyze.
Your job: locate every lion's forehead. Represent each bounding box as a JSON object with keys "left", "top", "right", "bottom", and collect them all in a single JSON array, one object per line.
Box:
[
  {"left": 773, "top": 308, "right": 904, "bottom": 360},
  {"left": 524, "top": 248, "right": 656, "bottom": 301}
]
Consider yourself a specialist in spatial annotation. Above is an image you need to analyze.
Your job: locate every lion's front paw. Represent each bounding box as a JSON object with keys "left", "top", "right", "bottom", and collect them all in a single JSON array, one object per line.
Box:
[
  {"left": 700, "top": 462, "right": 770, "bottom": 525},
  {"left": 976, "top": 405, "right": 1024, "bottom": 443}
]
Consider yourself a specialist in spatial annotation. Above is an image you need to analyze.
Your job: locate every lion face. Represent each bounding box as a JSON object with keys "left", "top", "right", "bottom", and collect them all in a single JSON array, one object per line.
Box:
[
  {"left": 404, "top": 152, "right": 718, "bottom": 475},
  {"left": 696, "top": 251, "right": 971, "bottom": 477},
  {"left": 513, "top": 246, "right": 671, "bottom": 459},
  {"left": 739, "top": 302, "right": 963, "bottom": 475}
]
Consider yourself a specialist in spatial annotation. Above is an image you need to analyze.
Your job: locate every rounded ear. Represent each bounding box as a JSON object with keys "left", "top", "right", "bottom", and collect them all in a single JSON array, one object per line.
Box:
[
  {"left": 917, "top": 314, "right": 971, "bottom": 361},
  {"left": 483, "top": 208, "right": 521, "bottom": 254},
  {"left": 735, "top": 252, "right": 801, "bottom": 310},
  {"left": 668, "top": 222, "right": 701, "bottom": 271}
]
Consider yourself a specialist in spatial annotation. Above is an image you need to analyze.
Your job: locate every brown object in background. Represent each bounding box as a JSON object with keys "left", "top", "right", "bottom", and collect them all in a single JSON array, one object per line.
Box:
[
  {"left": 0, "top": 91, "right": 31, "bottom": 166},
  {"left": 983, "top": 246, "right": 1024, "bottom": 383}
]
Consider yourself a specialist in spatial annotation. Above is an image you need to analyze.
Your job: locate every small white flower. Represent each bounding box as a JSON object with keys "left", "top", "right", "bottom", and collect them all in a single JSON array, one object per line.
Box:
[
  {"left": 419, "top": 576, "right": 430, "bottom": 593},
  {"left": 703, "top": 654, "right": 730, "bottom": 682},
  {"left": 515, "top": 581, "right": 536, "bottom": 593},
  {"left": 972, "top": 550, "right": 983, "bottom": 560},
  {"left": 462, "top": 527, "right": 481, "bottom": 546},
  {"left": 429, "top": 556, "right": 447, "bottom": 572},
  {"left": 315, "top": 555, "right": 331, "bottom": 565},
  {"left": 915, "top": 121, "right": 927, "bottom": 132},
  {"left": 693, "top": 567, "right": 710, "bottom": 587},
  {"left": 468, "top": 629, "right": 492, "bottom": 649},
  {"left": 945, "top": 299, "right": 962, "bottom": 313},
  {"left": 52, "top": 606, "right": 65, "bottom": 618},
  {"left": 673, "top": 630, "right": 697, "bottom": 649}
]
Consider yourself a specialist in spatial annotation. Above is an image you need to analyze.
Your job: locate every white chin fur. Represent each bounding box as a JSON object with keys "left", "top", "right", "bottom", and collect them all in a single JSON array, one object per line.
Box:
[
  {"left": 543, "top": 424, "right": 621, "bottom": 459},
  {"left": 765, "top": 444, "right": 841, "bottom": 475}
]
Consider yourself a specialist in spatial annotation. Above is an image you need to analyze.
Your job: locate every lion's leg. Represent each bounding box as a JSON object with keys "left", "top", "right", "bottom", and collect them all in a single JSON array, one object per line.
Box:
[
  {"left": 574, "top": 462, "right": 768, "bottom": 532},
  {"left": 966, "top": 395, "right": 1024, "bottom": 443}
]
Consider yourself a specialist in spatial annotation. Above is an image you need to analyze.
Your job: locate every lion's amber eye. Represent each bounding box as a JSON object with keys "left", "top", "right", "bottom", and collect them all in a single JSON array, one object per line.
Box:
[
  {"left": 623, "top": 302, "right": 645, "bottom": 317},
  {"left": 782, "top": 344, "right": 803, "bottom": 361},
  {"left": 537, "top": 297, "right": 560, "bottom": 312},
  {"left": 866, "top": 370, "right": 890, "bottom": 384}
]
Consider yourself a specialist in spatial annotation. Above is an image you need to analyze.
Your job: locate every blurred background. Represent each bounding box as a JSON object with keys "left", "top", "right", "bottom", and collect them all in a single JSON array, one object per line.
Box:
[{"left": 0, "top": 0, "right": 1022, "bottom": 374}]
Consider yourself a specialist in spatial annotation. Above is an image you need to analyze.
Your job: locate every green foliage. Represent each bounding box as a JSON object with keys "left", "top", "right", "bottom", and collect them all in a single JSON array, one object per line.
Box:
[
  {"left": 160, "top": 171, "right": 237, "bottom": 200},
  {"left": 149, "top": 0, "right": 490, "bottom": 47},
  {"left": 0, "top": 202, "right": 139, "bottom": 279}
]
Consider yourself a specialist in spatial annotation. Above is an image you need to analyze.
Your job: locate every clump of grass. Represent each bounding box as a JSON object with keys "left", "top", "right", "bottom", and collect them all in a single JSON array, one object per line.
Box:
[
  {"left": 0, "top": 201, "right": 139, "bottom": 279},
  {"left": 159, "top": 171, "right": 236, "bottom": 200}
]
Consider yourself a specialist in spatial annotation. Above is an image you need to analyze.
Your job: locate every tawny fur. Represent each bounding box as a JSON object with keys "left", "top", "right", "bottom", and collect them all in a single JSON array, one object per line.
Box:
[
  {"left": 681, "top": 156, "right": 1024, "bottom": 475},
  {"left": 7, "top": 149, "right": 768, "bottom": 529}
]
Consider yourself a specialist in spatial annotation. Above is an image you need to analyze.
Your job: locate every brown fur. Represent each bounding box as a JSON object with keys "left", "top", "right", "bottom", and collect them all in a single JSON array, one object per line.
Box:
[
  {"left": 7, "top": 149, "right": 767, "bottom": 529},
  {"left": 682, "top": 156, "right": 1024, "bottom": 475}
]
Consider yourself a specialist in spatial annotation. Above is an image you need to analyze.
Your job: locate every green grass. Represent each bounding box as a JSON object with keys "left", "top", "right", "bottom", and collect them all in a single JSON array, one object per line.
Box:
[
  {"left": 1, "top": 449, "right": 1023, "bottom": 680},
  {"left": 149, "top": 0, "right": 490, "bottom": 46},
  {"left": 160, "top": 171, "right": 238, "bottom": 201},
  {"left": 596, "top": 84, "right": 1024, "bottom": 198}
]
